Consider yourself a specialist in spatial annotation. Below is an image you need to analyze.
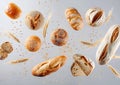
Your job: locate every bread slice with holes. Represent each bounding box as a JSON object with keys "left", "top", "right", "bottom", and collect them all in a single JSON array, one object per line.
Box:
[
  {"left": 71, "top": 54, "right": 95, "bottom": 76},
  {"left": 71, "top": 62, "right": 85, "bottom": 76}
]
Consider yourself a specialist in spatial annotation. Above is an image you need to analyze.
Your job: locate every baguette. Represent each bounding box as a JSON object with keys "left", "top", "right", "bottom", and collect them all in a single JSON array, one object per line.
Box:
[
  {"left": 96, "top": 25, "right": 120, "bottom": 65},
  {"left": 32, "top": 55, "right": 67, "bottom": 77}
]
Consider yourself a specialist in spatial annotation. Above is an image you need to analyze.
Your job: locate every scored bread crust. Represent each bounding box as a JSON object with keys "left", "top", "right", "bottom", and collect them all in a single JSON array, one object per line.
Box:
[
  {"left": 96, "top": 25, "right": 120, "bottom": 65},
  {"left": 32, "top": 55, "right": 67, "bottom": 77},
  {"left": 50, "top": 29, "right": 68, "bottom": 46},
  {"left": 65, "top": 8, "right": 83, "bottom": 31},
  {"left": 85, "top": 7, "right": 105, "bottom": 27},
  {"left": 1, "top": 42, "right": 13, "bottom": 54}
]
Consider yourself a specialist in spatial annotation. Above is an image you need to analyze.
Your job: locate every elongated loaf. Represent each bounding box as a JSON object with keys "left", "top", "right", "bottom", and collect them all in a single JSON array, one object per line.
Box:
[
  {"left": 65, "top": 8, "right": 83, "bottom": 31},
  {"left": 32, "top": 55, "right": 67, "bottom": 77},
  {"left": 96, "top": 25, "right": 120, "bottom": 65}
]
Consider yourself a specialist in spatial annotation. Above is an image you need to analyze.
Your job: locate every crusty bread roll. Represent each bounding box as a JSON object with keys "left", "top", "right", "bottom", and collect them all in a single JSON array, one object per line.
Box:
[
  {"left": 65, "top": 8, "right": 83, "bottom": 31},
  {"left": 25, "top": 11, "right": 44, "bottom": 30},
  {"left": 25, "top": 35, "right": 41, "bottom": 52},
  {"left": 51, "top": 29, "right": 68, "bottom": 46},
  {"left": 0, "top": 49, "right": 8, "bottom": 60},
  {"left": 85, "top": 7, "right": 105, "bottom": 27},
  {"left": 5, "top": 3, "right": 21, "bottom": 19},
  {"left": 71, "top": 54, "right": 95, "bottom": 76},
  {"left": 32, "top": 55, "right": 67, "bottom": 77},
  {"left": 96, "top": 25, "right": 120, "bottom": 65},
  {"left": 1, "top": 42, "right": 13, "bottom": 54}
]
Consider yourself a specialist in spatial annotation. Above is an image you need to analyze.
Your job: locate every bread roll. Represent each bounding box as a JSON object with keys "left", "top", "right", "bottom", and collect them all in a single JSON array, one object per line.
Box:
[
  {"left": 5, "top": 3, "right": 21, "bottom": 19},
  {"left": 51, "top": 29, "right": 68, "bottom": 46},
  {"left": 1, "top": 42, "right": 13, "bottom": 54},
  {"left": 0, "top": 49, "right": 8, "bottom": 60},
  {"left": 25, "top": 35, "right": 41, "bottom": 52},
  {"left": 25, "top": 11, "right": 44, "bottom": 30}
]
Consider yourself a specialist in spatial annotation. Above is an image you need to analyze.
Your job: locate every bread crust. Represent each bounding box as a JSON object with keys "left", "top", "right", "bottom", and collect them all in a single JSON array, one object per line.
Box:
[
  {"left": 65, "top": 8, "right": 83, "bottom": 31},
  {"left": 96, "top": 25, "right": 120, "bottom": 65},
  {"left": 32, "top": 55, "right": 67, "bottom": 77},
  {"left": 51, "top": 29, "right": 68, "bottom": 46}
]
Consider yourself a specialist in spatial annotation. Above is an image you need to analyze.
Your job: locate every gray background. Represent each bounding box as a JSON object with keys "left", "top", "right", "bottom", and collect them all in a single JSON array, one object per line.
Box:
[{"left": 0, "top": 0, "right": 120, "bottom": 85}]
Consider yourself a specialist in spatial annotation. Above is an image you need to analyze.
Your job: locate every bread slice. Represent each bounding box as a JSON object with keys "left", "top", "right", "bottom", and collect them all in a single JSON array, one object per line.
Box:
[
  {"left": 72, "top": 54, "right": 95, "bottom": 76},
  {"left": 71, "top": 62, "right": 85, "bottom": 76}
]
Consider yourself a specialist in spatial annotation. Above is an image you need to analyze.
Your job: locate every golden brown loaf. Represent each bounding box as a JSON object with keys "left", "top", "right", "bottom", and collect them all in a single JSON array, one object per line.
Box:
[
  {"left": 32, "top": 55, "right": 67, "bottom": 77},
  {"left": 65, "top": 8, "right": 83, "bottom": 31}
]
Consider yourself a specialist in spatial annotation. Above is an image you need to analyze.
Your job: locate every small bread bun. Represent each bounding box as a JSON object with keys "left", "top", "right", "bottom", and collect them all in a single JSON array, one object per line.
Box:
[
  {"left": 0, "top": 49, "right": 8, "bottom": 60},
  {"left": 25, "top": 11, "right": 44, "bottom": 30},
  {"left": 51, "top": 29, "right": 68, "bottom": 46},
  {"left": 71, "top": 62, "right": 85, "bottom": 76},
  {"left": 96, "top": 25, "right": 120, "bottom": 65},
  {"left": 5, "top": 3, "right": 21, "bottom": 19},
  {"left": 1, "top": 42, "right": 13, "bottom": 54},
  {"left": 25, "top": 35, "right": 41, "bottom": 52},
  {"left": 32, "top": 55, "right": 67, "bottom": 77}
]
